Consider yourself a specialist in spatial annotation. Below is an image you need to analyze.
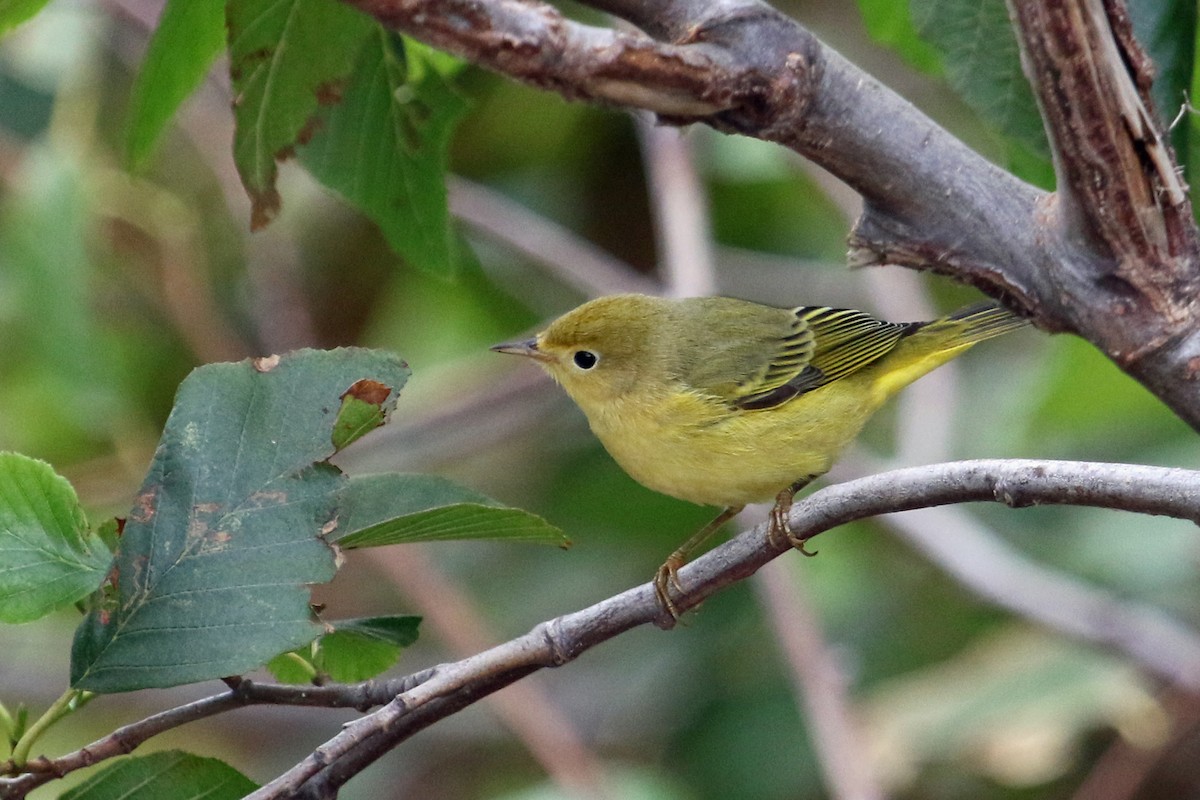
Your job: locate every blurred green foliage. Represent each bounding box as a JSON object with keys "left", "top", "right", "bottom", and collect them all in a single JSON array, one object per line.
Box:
[{"left": 0, "top": 0, "right": 1197, "bottom": 798}]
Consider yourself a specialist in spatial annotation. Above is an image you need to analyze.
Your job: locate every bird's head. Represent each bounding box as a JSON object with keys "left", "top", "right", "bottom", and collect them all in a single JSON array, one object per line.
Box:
[{"left": 492, "top": 294, "right": 668, "bottom": 407}]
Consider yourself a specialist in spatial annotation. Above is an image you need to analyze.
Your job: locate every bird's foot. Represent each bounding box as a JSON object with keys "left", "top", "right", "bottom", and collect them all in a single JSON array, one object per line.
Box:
[
  {"left": 767, "top": 482, "right": 817, "bottom": 556},
  {"left": 654, "top": 554, "right": 686, "bottom": 624}
]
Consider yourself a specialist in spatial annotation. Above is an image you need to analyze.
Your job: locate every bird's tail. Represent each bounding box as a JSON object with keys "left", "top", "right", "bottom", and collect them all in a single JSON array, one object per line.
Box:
[
  {"left": 929, "top": 301, "right": 1028, "bottom": 344},
  {"left": 870, "top": 301, "right": 1027, "bottom": 399}
]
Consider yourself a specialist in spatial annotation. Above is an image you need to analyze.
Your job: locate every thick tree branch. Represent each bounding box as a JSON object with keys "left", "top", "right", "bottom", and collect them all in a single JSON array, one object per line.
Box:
[
  {"left": 248, "top": 459, "right": 1200, "bottom": 799},
  {"left": 345, "top": 0, "right": 1200, "bottom": 430},
  {"left": 1007, "top": 0, "right": 1200, "bottom": 421}
]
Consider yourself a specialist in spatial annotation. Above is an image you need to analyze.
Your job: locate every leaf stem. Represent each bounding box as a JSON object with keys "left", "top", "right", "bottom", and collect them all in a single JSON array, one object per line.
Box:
[{"left": 10, "top": 690, "right": 92, "bottom": 767}]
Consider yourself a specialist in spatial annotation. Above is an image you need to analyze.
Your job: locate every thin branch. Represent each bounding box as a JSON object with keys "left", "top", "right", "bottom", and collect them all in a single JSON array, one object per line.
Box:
[
  {"left": 448, "top": 175, "right": 657, "bottom": 297},
  {"left": 634, "top": 116, "right": 717, "bottom": 297},
  {"left": 0, "top": 674, "right": 432, "bottom": 798},
  {"left": 255, "top": 459, "right": 1200, "bottom": 798}
]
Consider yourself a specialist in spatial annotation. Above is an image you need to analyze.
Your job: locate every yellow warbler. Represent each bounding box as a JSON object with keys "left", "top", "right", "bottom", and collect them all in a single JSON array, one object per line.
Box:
[{"left": 493, "top": 293, "right": 1026, "bottom": 617}]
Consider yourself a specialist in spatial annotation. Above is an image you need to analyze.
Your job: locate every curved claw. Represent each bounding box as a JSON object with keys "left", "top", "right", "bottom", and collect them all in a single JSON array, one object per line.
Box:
[{"left": 654, "top": 558, "right": 684, "bottom": 623}]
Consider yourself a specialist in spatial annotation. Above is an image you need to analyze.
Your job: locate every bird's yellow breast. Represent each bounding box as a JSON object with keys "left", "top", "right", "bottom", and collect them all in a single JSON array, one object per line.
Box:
[{"left": 576, "top": 377, "right": 883, "bottom": 508}]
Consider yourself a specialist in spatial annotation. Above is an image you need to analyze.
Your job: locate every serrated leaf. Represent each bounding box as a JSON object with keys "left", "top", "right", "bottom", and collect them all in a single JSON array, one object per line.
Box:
[
  {"left": 334, "top": 473, "right": 568, "bottom": 549},
  {"left": 0, "top": 0, "right": 50, "bottom": 36},
  {"left": 124, "top": 0, "right": 225, "bottom": 170},
  {"left": 227, "top": 0, "right": 375, "bottom": 229},
  {"left": 910, "top": 0, "right": 1049, "bottom": 157},
  {"left": 70, "top": 349, "right": 410, "bottom": 693},
  {"left": 300, "top": 31, "right": 469, "bottom": 275},
  {"left": 856, "top": 0, "right": 943, "bottom": 74},
  {"left": 61, "top": 751, "right": 257, "bottom": 800},
  {"left": 0, "top": 453, "right": 110, "bottom": 623}
]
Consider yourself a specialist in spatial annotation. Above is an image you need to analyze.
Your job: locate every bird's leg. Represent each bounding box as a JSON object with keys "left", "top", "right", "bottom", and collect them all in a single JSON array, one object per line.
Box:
[
  {"left": 655, "top": 505, "right": 744, "bottom": 621},
  {"left": 767, "top": 477, "right": 817, "bottom": 556}
]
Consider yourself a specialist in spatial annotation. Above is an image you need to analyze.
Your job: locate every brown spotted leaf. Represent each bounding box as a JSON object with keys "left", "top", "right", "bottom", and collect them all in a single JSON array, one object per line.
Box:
[
  {"left": 70, "top": 348, "right": 410, "bottom": 693},
  {"left": 226, "top": 0, "right": 375, "bottom": 228}
]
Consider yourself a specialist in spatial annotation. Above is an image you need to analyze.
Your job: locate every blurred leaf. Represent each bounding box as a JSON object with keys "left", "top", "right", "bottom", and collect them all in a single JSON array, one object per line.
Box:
[
  {"left": 1028, "top": 335, "right": 1189, "bottom": 455},
  {"left": 334, "top": 473, "right": 568, "bottom": 548},
  {"left": 0, "top": 453, "right": 109, "bottom": 623},
  {"left": 910, "top": 0, "right": 1049, "bottom": 157},
  {"left": 226, "top": 0, "right": 374, "bottom": 228},
  {"left": 124, "top": 0, "right": 225, "bottom": 169},
  {"left": 864, "top": 627, "right": 1160, "bottom": 787},
  {"left": 70, "top": 349, "right": 409, "bottom": 693},
  {"left": 61, "top": 751, "right": 257, "bottom": 800},
  {"left": 856, "top": 0, "right": 943, "bottom": 73},
  {"left": 0, "top": 145, "right": 119, "bottom": 458},
  {"left": 301, "top": 32, "right": 469, "bottom": 275},
  {"left": 0, "top": 0, "right": 50, "bottom": 36},
  {"left": 331, "top": 378, "right": 399, "bottom": 450}
]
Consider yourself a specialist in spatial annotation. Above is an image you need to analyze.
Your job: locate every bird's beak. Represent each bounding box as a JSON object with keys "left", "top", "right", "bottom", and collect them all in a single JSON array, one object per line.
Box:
[{"left": 490, "top": 337, "right": 554, "bottom": 363}]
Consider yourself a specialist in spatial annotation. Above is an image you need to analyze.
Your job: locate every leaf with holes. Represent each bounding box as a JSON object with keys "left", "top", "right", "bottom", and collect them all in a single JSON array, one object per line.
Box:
[
  {"left": 226, "top": 0, "right": 375, "bottom": 228},
  {"left": 300, "top": 32, "right": 468, "bottom": 274},
  {"left": 69, "top": 348, "right": 410, "bottom": 693}
]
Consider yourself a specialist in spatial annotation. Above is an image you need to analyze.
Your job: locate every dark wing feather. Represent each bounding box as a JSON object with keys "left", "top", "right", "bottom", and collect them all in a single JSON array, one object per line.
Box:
[{"left": 734, "top": 307, "right": 917, "bottom": 410}]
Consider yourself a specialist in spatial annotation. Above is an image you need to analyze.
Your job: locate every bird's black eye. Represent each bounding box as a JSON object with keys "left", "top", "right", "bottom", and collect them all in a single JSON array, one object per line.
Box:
[{"left": 573, "top": 350, "right": 598, "bottom": 370}]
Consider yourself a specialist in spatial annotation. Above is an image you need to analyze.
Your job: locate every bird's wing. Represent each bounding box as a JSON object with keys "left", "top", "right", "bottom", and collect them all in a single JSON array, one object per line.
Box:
[{"left": 732, "top": 307, "right": 917, "bottom": 411}]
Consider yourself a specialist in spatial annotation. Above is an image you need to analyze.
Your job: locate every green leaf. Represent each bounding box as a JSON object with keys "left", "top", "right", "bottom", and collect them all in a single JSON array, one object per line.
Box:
[
  {"left": 70, "top": 349, "right": 410, "bottom": 693},
  {"left": 300, "top": 32, "right": 469, "bottom": 275},
  {"left": 0, "top": 453, "right": 110, "bottom": 623},
  {"left": 61, "top": 751, "right": 257, "bottom": 800},
  {"left": 124, "top": 0, "right": 226, "bottom": 170},
  {"left": 266, "top": 649, "right": 319, "bottom": 683},
  {"left": 0, "top": 0, "right": 51, "bottom": 36},
  {"left": 314, "top": 628, "right": 399, "bottom": 683},
  {"left": 227, "top": 0, "right": 375, "bottom": 229},
  {"left": 856, "top": 0, "right": 943, "bottom": 74},
  {"left": 910, "top": 0, "right": 1049, "bottom": 157},
  {"left": 331, "top": 378, "right": 397, "bottom": 451},
  {"left": 267, "top": 616, "right": 420, "bottom": 683},
  {"left": 337, "top": 614, "right": 421, "bottom": 647},
  {"left": 334, "top": 473, "right": 568, "bottom": 549}
]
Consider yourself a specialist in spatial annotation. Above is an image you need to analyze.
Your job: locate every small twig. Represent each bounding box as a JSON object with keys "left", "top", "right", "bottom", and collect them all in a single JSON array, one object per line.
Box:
[
  {"left": 448, "top": 176, "right": 656, "bottom": 297},
  {"left": 259, "top": 459, "right": 1200, "bottom": 798},
  {"left": 0, "top": 674, "right": 433, "bottom": 798},
  {"left": 634, "top": 115, "right": 717, "bottom": 297}
]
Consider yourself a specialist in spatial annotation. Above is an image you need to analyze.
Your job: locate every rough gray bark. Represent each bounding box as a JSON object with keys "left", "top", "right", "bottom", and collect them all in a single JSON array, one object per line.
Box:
[{"left": 345, "top": 0, "right": 1200, "bottom": 430}]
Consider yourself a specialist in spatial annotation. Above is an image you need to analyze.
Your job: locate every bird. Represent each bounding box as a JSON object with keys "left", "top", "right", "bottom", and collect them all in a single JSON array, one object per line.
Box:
[{"left": 492, "top": 293, "right": 1026, "bottom": 619}]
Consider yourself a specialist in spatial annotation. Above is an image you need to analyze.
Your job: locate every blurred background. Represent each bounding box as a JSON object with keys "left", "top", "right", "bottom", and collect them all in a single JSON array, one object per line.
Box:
[{"left": 2, "top": 0, "right": 1200, "bottom": 798}]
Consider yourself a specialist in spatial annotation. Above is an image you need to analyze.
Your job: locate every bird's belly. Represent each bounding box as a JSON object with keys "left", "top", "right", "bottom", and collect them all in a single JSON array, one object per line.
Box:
[{"left": 586, "top": 388, "right": 873, "bottom": 508}]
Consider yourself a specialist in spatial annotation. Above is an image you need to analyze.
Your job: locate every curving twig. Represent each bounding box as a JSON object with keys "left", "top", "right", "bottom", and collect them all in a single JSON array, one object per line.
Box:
[{"left": 247, "top": 459, "right": 1200, "bottom": 799}]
